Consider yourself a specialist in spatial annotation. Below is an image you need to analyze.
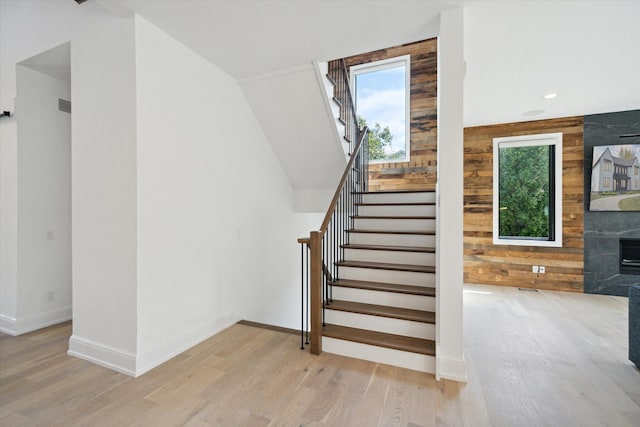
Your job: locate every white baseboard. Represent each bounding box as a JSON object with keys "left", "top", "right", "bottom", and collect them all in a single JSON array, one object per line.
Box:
[
  {"left": 0, "top": 306, "right": 72, "bottom": 336},
  {"left": 135, "top": 310, "right": 242, "bottom": 377},
  {"left": 436, "top": 355, "right": 467, "bottom": 382},
  {"left": 67, "top": 311, "right": 242, "bottom": 378},
  {"left": 68, "top": 335, "right": 137, "bottom": 376}
]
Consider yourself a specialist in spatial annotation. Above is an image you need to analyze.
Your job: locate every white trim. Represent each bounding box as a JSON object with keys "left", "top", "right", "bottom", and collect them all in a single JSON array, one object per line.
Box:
[
  {"left": 350, "top": 55, "right": 411, "bottom": 164},
  {"left": 237, "top": 64, "right": 313, "bottom": 86},
  {"left": 67, "top": 311, "right": 242, "bottom": 377},
  {"left": 436, "top": 354, "right": 467, "bottom": 382},
  {"left": 323, "top": 336, "right": 436, "bottom": 374},
  {"left": 68, "top": 335, "right": 137, "bottom": 376},
  {"left": 0, "top": 306, "right": 72, "bottom": 336},
  {"left": 135, "top": 310, "right": 242, "bottom": 377},
  {"left": 492, "top": 132, "right": 563, "bottom": 247}
]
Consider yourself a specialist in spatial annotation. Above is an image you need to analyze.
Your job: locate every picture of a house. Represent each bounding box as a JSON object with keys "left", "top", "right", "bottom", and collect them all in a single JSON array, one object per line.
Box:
[
  {"left": 591, "top": 145, "right": 640, "bottom": 193},
  {"left": 590, "top": 144, "right": 640, "bottom": 211}
]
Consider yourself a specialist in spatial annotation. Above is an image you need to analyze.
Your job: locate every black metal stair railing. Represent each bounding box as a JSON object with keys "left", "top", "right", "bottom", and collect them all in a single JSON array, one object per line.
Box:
[
  {"left": 298, "top": 126, "right": 369, "bottom": 353},
  {"left": 328, "top": 58, "right": 359, "bottom": 155}
]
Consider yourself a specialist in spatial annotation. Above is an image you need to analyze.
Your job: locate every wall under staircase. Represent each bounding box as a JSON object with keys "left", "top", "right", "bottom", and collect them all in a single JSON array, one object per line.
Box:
[{"left": 239, "top": 64, "right": 348, "bottom": 212}]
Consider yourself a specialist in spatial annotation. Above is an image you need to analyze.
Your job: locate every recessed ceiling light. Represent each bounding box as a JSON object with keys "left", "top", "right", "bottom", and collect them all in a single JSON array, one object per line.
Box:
[
  {"left": 544, "top": 93, "right": 558, "bottom": 99},
  {"left": 522, "top": 109, "right": 545, "bottom": 117}
]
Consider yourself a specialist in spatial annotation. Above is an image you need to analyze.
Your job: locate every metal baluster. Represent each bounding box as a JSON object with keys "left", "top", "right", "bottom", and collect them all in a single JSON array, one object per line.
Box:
[
  {"left": 300, "top": 242, "right": 304, "bottom": 349},
  {"left": 305, "top": 243, "right": 309, "bottom": 345}
]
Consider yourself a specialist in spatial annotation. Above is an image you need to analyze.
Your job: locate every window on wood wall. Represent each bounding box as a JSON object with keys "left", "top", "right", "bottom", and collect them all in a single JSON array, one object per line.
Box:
[
  {"left": 351, "top": 55, "right": 410, "bottom": 163},
  {"left": 493, "top": 132, "right": 563, "bottom": 247}
]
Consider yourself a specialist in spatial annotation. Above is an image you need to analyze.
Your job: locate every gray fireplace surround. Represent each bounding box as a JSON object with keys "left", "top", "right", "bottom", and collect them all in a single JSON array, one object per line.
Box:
[{"left": 584, "top": 110, "right": 640, "bottom": 296}]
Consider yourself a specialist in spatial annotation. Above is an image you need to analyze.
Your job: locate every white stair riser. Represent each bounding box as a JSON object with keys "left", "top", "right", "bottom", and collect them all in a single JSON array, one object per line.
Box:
[
  {"left": 331, "top": 103, "right": 341, "bottom": 122},
  {"left": 361, "top": 192, "right": 435, "bottom": 204},
  {"left": 323, "top": 337, "right": 435, "bottom": 374},
  {"left": 340, "top": 266, "right": 435, "bottom": 286},
  {"left": 325, "top": 310, "right": 435, "bottom": 340},
  {"left": 344, "top": 248, "right": 435, "bottom": 266},
  {"left": 331, "top": 286, "right": 435, "bottom": 311},
  {"left": 353, "top": 218, "right": 435, "bottom": 232},
  {"left": 349, "top": 233, "right": 436, "bottom": 247},
  {"left": 358, "top": 204, "right": 435, "bottom": 217}
]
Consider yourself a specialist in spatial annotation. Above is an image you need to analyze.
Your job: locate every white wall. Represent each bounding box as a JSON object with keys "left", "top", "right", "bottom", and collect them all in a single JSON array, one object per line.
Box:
[
  {"left": 9, "top": 65, "right": 71, "bottom": 334},
  {"left": 69, "top": 8, "right": 139, "bottom": 374},
  {"left": 1, "top": 0, "right": 371, "bottom": 377},
  {"left": 436, "top": 7, "right": 466, "bottom": 382},
  {"left": 134, "top": 16, "right": 323, "bottom": 374},
  {"left": 0, "top": 0, "right": 139, "bottom": 373}
]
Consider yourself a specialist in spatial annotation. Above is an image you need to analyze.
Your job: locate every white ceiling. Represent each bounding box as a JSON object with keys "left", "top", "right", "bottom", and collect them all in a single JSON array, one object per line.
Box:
[
  {"left": 463, "top": 0, "right": 640, "bottom": 127},
  {"left": 94, "top": 0, "right": 640, "bottom": 127},
  {"left": 18, "top": 42, "right": 71, "bottom": 82}
]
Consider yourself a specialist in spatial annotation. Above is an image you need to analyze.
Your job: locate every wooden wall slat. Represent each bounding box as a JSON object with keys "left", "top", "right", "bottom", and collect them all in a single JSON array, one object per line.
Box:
[{"left": 463, "top": 117, "right": 585, "bottom": 292}]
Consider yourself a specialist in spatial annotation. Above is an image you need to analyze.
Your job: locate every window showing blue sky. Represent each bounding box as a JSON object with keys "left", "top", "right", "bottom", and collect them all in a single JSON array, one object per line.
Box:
[{"left": 355, "top": 64, "right": 406, "bottom": 157}]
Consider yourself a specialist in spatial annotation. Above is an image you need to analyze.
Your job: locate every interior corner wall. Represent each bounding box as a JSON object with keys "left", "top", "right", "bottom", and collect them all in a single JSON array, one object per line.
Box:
[
  {"left": 14, "top": 65, "right": 71, "bottom": 334},
  {"left": 134, "top": 16, "right": 322, "bottom": 374}
]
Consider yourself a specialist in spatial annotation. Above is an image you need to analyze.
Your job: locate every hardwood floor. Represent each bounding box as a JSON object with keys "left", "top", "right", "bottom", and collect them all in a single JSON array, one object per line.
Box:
[{"left": 1, "top": 284, "right": 638, "bottom": 426}]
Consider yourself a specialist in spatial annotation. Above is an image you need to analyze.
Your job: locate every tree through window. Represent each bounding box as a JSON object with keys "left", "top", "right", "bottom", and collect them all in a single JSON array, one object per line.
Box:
[
  {"left": 351, "top": 55, "right": 410, "bottom": 163},
  {"left": 493, "top": 133, "right": 563, "bottom": 247}
]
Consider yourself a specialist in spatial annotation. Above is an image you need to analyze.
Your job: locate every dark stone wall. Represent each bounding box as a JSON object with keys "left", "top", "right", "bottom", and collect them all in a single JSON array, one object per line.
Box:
[{"left": 584, "top": 109, "right": 640, "bottom": 296}]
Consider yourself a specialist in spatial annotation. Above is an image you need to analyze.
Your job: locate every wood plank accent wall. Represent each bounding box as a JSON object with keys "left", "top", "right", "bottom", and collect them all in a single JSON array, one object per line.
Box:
[
  {"left": 343, "top": 38, "right": 437, "bottom": 191},
  {"left": 464, "top": 117, "right": 585, "bottom": 292}
]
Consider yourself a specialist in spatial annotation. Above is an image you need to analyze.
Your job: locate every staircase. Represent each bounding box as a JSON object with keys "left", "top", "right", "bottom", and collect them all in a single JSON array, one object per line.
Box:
[
  {"left": 322, "top": 189, "right": 437, "bottom": 373},
  {"left": 298, "top": 59, "right": 437, "bottom": 374}
]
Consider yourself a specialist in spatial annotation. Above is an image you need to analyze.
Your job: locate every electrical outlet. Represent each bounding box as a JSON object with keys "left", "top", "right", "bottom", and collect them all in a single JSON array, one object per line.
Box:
[
  {"left": 532, "top": 265, "right": 539, "bottom": 273},
  {"left": 538, "top": 266, "right": 545, "bottom": 274},
  {"left": 45, "top": 291, "right": 55, "bottom": 302}
]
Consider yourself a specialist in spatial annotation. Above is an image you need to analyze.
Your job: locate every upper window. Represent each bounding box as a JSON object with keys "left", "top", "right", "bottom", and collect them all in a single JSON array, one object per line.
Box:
[
  {"left": 351, "top": 55, "right": 410, "bottom": 163},
  {"left": 493, "top": 132, "right": 563, "bottom": 247}
]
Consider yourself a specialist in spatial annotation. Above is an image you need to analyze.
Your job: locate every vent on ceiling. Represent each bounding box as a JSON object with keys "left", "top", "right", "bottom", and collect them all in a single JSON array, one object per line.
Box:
[{"left": 58, "top": 99, "right": 71, "bottom": 114}]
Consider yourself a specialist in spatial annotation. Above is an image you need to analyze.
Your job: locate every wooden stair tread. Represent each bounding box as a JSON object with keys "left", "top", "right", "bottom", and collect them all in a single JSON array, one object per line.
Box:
[
  {"left": 325, "top": 73, "right": 336, "bottom": 86},
  {"left": 352, "top": 190, "right": 435, "bottom": 194},
  {"left": 356, "top": 202, "right": 435, "bottom": 206},
  {"left": 352, "top": 215, "right": 435, "bottom": 220},
  {"left": 346, "top": 229, "right": 435, "bottom": 236},
  {"left": 332, "top": 279, "right": 436, "bottom": 297},
  {"left": 326, "top": 300, "right": 435, "bottom": 323},
  {"left": 323, "top": 324, "right": 435, "bottom": 356},
  {"left": 341, "top": 243, "right": 435, "bottom": 253},
  {"left": 336, "top": 260, "right": 435, "bottom": 273}
]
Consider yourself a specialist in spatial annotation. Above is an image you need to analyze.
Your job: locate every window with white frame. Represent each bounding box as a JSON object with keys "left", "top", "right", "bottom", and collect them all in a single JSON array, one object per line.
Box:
[
  {"left": 493, "top": 132, "right": 563, "bottom": 247},
  {"left": 351, "top": 55, "right": 410, "bottom": 163}
]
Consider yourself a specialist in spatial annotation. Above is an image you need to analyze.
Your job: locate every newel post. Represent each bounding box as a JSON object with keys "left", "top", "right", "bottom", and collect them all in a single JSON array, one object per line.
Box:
[{"left": 309, "top": 230, "right": 323, "bottom": 355}]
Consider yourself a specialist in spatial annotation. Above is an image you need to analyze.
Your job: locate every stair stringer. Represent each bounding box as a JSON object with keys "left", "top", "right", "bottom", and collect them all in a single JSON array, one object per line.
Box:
[{"left": 313, "top": 60, "right": 351, "bottom": 158}]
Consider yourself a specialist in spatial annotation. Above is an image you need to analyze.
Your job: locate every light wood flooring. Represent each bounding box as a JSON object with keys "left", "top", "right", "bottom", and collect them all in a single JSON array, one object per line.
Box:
[{"left": 1, "top": 284, "right": 639, "bottom": 426}]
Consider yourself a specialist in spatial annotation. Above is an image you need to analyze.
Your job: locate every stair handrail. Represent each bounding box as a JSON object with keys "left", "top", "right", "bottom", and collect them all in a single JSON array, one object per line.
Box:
[
  {"left": 302, "top": 126, "right": 368, "bottom": 355},
  {"left": 320, "top": 128, "right": 367, "bottom": 233}
]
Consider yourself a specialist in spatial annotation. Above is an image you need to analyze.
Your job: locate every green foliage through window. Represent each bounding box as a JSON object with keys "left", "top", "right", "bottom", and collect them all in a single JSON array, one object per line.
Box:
[
  {"left": 498, "top": 145, "right": 554, "bottom": 240},
  {"left": 357, "top": 116, "right": 396, "bottom": 161}
]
